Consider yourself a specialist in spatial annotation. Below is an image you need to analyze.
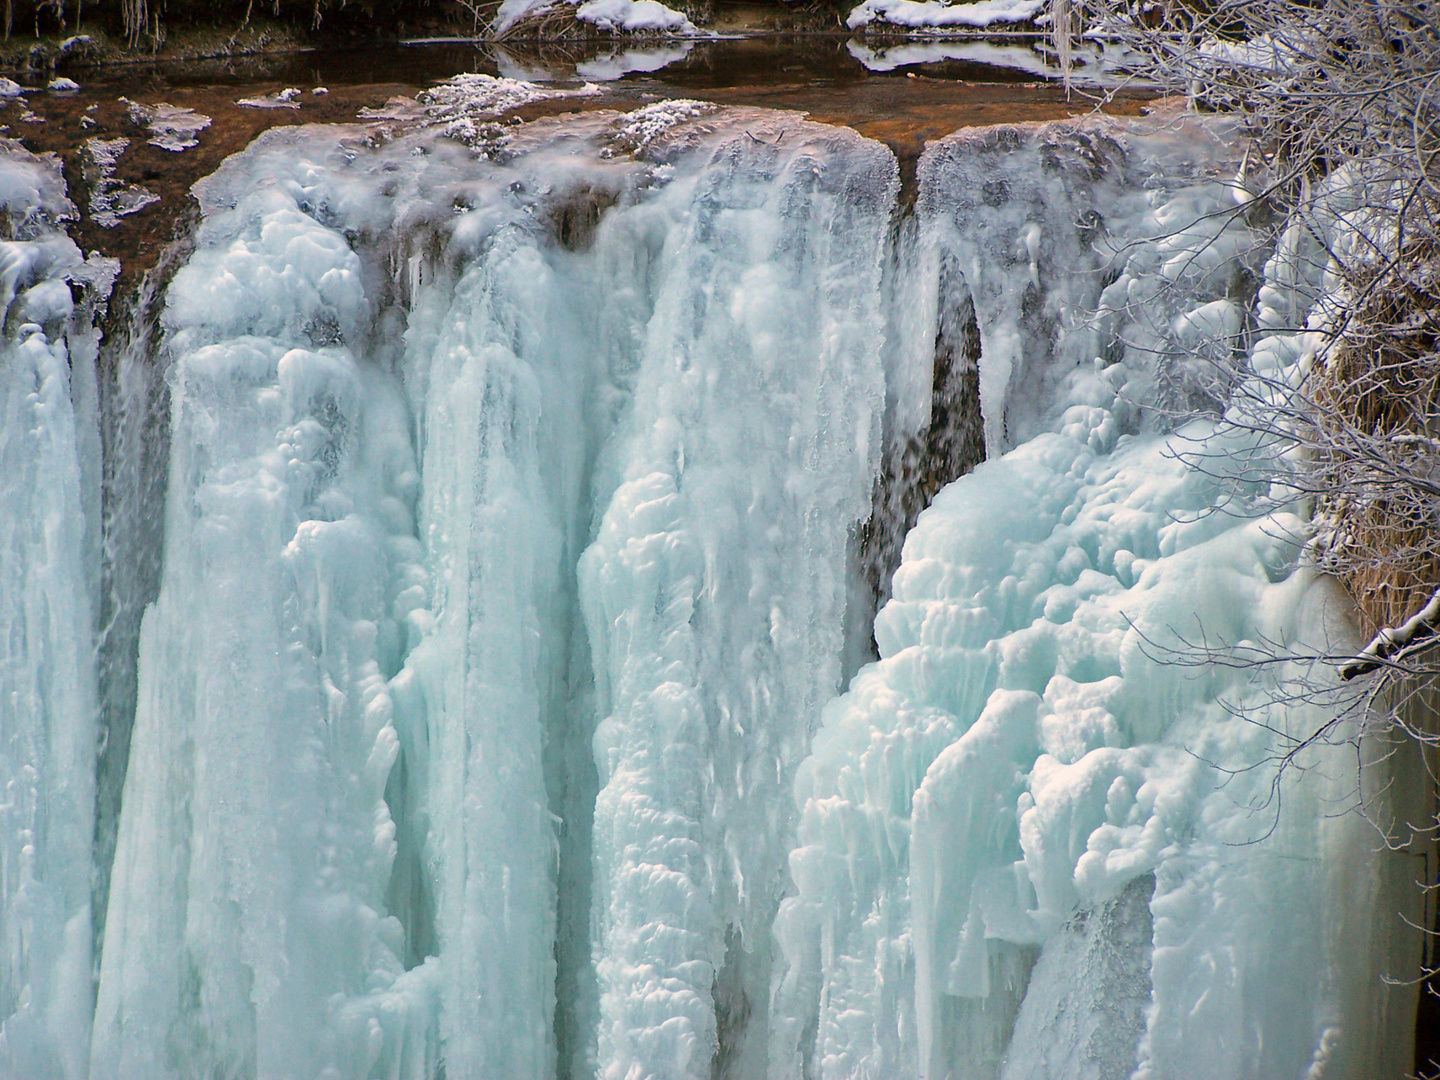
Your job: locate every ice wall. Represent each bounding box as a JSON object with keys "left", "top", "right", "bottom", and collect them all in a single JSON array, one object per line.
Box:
[
  {"left": 0, "top": 144, "right": 112, "bottom": 1080},
  {"left": 769, "top": 118, "right": 1413, "bottom": 1080},
  {"left": 578, "top": 107, "right": 895, "bottom": 1080},
  {"left": 0, "top": 86, "right": 1423, "bottom": 1080},
  {"left": 80, "top": 97, "right": 897, "bottom": 1080}
]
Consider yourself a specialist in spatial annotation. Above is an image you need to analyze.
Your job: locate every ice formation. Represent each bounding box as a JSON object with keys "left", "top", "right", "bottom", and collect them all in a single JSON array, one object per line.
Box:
[
  {"left": 122, "top": 99, "right": 212, "bottom": 152},
  {"left": 0, "top": 77, "right": 1427, "bottom": 1080},
  {"left": 81, "top": 138, "right": 159, "bottom": 228},
  {"left": 0, "top": 144, "right": 112, "bottom": 1080}
]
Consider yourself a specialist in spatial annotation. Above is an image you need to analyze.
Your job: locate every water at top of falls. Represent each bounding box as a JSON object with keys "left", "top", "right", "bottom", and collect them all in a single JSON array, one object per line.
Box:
[{"left": 0, "top": 69, "right": 1427, "bottom": 1080}]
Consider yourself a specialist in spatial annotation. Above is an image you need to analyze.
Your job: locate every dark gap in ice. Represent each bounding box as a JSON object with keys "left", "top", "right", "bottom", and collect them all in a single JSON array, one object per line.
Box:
[
  {"left": 851, "top": 250, "right": 985, "bottom": 670},
  {"left": 90, "top": 219, "right": 194, "bottom": 970}
]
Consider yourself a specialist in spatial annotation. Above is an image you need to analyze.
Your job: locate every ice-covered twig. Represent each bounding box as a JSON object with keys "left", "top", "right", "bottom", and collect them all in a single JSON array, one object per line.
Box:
[{"left": 1340, "top": 584, "right": 1440, "bottom": 679}]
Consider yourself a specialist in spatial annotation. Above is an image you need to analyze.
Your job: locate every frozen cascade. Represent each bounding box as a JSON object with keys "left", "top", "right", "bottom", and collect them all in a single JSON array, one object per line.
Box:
[
  {"left": 81, "top": 101, "right": 897, "bottom": 1080},
  {"left": 769, "top": 117, "right": 1419, "bottom": 1080},
  {"left": 577, "top": 109, "right": 895, "bottom": 1080},
  {"left": 0, "top": 86, "right": 1427, "bottom": 1080},
  {"left": 0, "top": 143, "right": 112, "bottom": 1078}
]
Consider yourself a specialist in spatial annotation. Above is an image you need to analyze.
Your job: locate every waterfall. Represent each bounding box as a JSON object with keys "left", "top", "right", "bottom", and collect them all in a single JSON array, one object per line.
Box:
[{"left": 0, "top": 82, "right": 1425, "bottom": 1079}]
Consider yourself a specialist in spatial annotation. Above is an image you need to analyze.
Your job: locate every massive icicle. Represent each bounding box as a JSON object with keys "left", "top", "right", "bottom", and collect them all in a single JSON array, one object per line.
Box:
[
  {"left": 87, "top": 98, "right": 897, "bottom": 1080},
  {"left": 0, "top": 142, "right": 110, "bottom": 1080},
  {"left": 578, "top": 108, "right": 896, "bottom": 1080},
  {"left": 90, "top": 136, "right": 437, "bottom": 1080}
]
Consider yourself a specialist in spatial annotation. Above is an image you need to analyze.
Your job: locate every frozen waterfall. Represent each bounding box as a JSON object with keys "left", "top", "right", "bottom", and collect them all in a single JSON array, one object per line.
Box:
[{"left": 0, "top": 84, "right": 1428, "bottom": 1079}]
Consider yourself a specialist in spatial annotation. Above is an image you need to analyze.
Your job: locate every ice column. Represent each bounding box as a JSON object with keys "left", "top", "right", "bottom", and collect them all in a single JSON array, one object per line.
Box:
[
  {"left": 580, "top": 113, "right": 896, "bottom": 1080},
  {"left": 90, "top": 180, "right": 435, "bottom": 1080},
  {"left": 396, "top": 214, "right": 598, "bottom": 1080},
  {"left": 0, "top": 148, "right": 107, "bottom": 1080}
]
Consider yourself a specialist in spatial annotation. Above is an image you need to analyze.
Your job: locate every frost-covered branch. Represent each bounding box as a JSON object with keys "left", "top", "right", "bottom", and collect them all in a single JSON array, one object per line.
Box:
[{"left": 1341, "top": 585, "right": 1440, "bottom": 680}]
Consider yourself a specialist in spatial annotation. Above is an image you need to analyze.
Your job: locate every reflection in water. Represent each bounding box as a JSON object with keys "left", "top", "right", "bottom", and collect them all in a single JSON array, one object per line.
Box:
[{"left": 576, "top": 42, "right": 695, "bottom": 80}]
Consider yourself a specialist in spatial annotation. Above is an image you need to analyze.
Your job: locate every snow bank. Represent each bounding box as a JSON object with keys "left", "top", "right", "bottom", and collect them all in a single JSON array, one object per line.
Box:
[
  {"left": 848, "top": 0, "right": 1044, "bottom": 31},
  {"left": 575, "top": 0, "right": 695, "bottom": 32},
  {"left": 494, "top": 0, "right": 696, "bottom": 35}
]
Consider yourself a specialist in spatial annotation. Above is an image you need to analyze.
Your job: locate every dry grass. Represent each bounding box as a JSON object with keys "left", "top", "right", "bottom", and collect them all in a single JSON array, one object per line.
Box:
[{"left": 1314, "top": 238, "right": 1440, "bottom": 634}]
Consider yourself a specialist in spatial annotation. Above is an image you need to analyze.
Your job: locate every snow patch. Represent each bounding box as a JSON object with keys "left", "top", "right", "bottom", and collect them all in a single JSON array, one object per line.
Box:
[
  {"left": 575, "top": 0, "right": 696, "bottom": 32},
  {"left": 847, "top": 0, "right": 1044, "bottom": 30}
]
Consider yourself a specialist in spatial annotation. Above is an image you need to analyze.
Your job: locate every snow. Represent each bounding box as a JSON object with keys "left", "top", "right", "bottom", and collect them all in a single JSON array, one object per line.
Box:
[
  {"left": 575, "top": 0, "right": 696, "bottom": 32},
  {"left": 0, "top": 78, "right": 24, "bottom": 97},
  {"left": 847, "top": 0, "right": 1044, "bottom": 31},
  {"left": 415, "top": 72, "right": 601, "bottom": 121},
  {"left": 493, "top": 0, "right": 696, "bottom": 34},
  {"left": 46, "top": 77, "right": 80, "bottom": 93}
]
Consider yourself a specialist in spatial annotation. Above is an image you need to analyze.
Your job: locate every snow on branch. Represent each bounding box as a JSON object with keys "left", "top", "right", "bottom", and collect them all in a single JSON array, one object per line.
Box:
[{"left": 1340, "top": 584, "right": 1440, "bottom": 679}]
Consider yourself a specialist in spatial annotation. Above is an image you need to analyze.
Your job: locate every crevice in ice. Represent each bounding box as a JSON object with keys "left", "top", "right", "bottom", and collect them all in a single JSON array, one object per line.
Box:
[
  {"left": 549, "top": 186, "right": 618, "bottom": 252},
  {"left": 90, "top": 214, "right": 196, "bottom": 964},
  {"left": 383, "top": 744, "right": 438, "bottom": 970},
  {"left": 852, "top": 255, "right": 986, "bottom": 669},
  {"left": 710, "top": 924, "right": 754, "bottom": 1080},
  {"left": 929, "top": 942, "right": 1039, "bottom": 1080}
]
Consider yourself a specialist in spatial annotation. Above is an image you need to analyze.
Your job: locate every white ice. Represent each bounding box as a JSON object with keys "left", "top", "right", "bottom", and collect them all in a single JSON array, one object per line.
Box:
[
  {"left": 0, "top": 143, "right": 110, "bottom": 1080},
  {"left": 768, "top": 115, "right": 1417, "bottom": 1080},
  {"left": 0, "top": 78, "right": 1424, "bottom": 1080}
]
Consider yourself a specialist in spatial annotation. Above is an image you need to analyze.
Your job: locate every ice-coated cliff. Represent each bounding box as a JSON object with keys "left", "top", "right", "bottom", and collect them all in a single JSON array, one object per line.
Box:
[{"left": 0, "top": 82, "right": 1425, "bottom": 1079}]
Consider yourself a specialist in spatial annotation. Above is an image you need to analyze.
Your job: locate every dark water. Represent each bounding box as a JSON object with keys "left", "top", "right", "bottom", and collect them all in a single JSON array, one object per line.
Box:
[{"left": 37, "top": 33, "right": 1067, "bottom": 91}]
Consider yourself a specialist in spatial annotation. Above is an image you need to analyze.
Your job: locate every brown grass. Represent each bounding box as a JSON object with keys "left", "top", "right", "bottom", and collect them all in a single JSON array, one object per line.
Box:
[{"left": 1315, "top": 237, "right": 1440, "bottom": 634}]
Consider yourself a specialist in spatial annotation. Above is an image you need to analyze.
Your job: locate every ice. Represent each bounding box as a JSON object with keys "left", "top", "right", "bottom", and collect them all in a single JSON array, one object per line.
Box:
[
  {"left": 78, "top": 93, "right": 897, "bottom": 1080},
  {"left": 0, "top": 144, "right": 109, "bottom": 1080},
  {"left": 236, "top": 89, "right": 303, "bottom": 109},
  {"left": 0, "top": 76, "right": 1426, "bottom": 1080},
  {"left": 81, "top": 137, "right": 159, "bottom": 228},
  {"left": 122, "top": 99, "right": 212, "bottom": 151},
  {"left": 768, "top": 116, "right": 1417, "bottom": 1080},
  {"left": 578, "top": 111, "right": 896, "bottom": 1080},
  {"left": 89, "top": 138, "right": 439, "bottom": 1080}
]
